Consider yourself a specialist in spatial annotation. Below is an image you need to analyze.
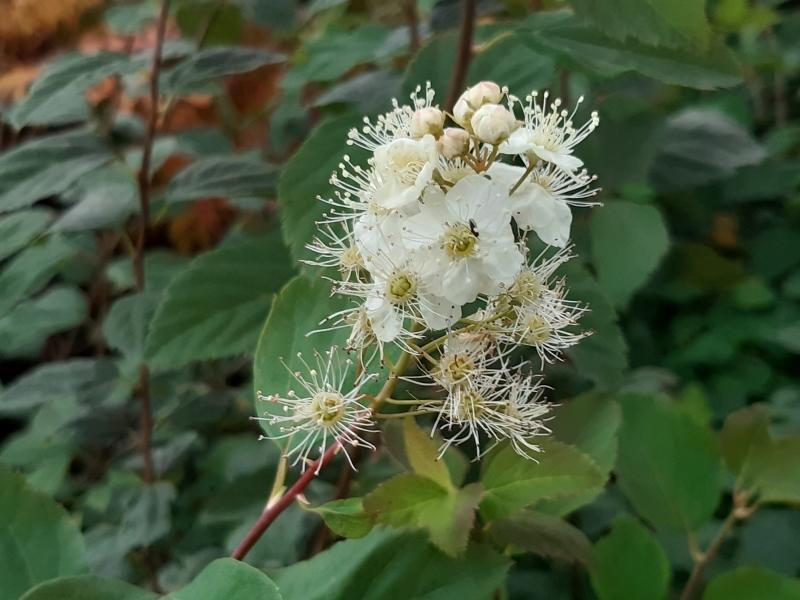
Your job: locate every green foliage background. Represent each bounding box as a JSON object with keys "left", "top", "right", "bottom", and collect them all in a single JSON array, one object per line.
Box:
[{"left": 1, "top": 0, "right": 799, "bottom": 598}]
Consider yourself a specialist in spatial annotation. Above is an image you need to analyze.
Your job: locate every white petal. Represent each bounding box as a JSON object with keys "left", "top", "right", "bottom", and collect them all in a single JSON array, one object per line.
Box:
[
  {"left": 418, "top": 293, "right": 460, "bottom": 331},
  {"left": 441, "top": 259, "right": 482, "bottom": 304},
  {"left": 528, "top": 194, "right": 573, "bottom": 248},
  {"left": 366, "top": 295, "right": 402, "bottom": 342},
  {"left": 532, "top": 145, "right": 584, "bottom": 172}
]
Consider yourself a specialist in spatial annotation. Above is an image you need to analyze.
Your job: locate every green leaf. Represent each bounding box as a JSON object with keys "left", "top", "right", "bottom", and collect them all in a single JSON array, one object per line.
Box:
[
  {"left": 489, "top": 510, "right": 592, "bottom": 565},
  {"left": 550, "top": 394, "right": 621, "bottom": 472},
  {"left": 164, "top": 47, "right": 285, "bottom": 93},
  {"left": 165, "top": 155, "right": 277, "bottom": 203},
  {"left": 400, "top": 32, "right": 457, "bottom": 97},
  {"left": 288, "top": 26, "right": 394, "bottom": 85},
  {"left": 251, "top": 274, "right": 349, "bottom": 443},
  {"left": 0, "top": 358, "right": 118, "bottom": 415},
  {"left": 53, "top": 165, "right": 138, "bottom": 232},
  {"left": 570, "top": 0, "right": 711, "bottom": 50},
  {"left": 704, "top": 567, "right": 800, "bottom": 600},
  {"left": 589, "top": 516, "right": 670, "bottom": 600},
  {"left": 590, "top": 201, "right": 669, "bottom": 308},
  {"left": 278, "top": 114, "right": 366, "bottom": 265},
  {"left": 21, "top": 559, "right": 283, "bottom": 600},
  {"left": 0, "top": 286, "right": 87, "bottom": 358},
  {"left": 0, "top": 209, "right": 51, "bottom": 261},
  {"left": 272, "top": 529, "right": 510, "bottom": 600},
  {"left": 167, "top": 558, "right": 283, "bottom": 600},
  {"left": 313, "top": 71, "right": 402, "bottom": 115},
  {"left": 103, "top": 292, "right": 159, "bottom": 364},
  {"left": 479, "top": 439, "right": 607, "bottom": 521},
  {"left": 650, "top": 109, "right": 765, "bottom": 192},
  {"left": 719, "top": 404, "right": 770, "bottom": 476},
  {"left": 403, "top": 417, "right": 452, "bottom": 489},
  {"left": 6, "top": 52, "right": 132, "bottom": 128},
  {"left": 0, "top": 235, "right": 79, "bottom": 315},
  {"left": 0, "top": 464, "right": 88, "bottom": 600},
  {"left": 146, "top": 233, "right": 294, "bottom": 370},
  {"left": 0, "top": 131, "right": 111, "bottom": 213},
  {"left": 308, "top": 498, "right": 374, "bottom": 539},
  {"left": 468, "top": 33, "right": 556, "bottom": 96},
  {"left": 117, "top": 482, "right": 176, "bottom": 549},
  {"left": 561, "top": 261, "right": 628, "bottom": 389},
  {"left": 520, "top": 15, "right": 741, "bottom": 89},
  {"left": 21, "top": 577, "right": 156, "bottom": 600},
  {"left": 616, "top": 395, "right": 722, "bottom": 531},
  {"left": 739, "top": 436, "right": 800, "bottom": 506},
  {"left": 364, "top": 474, "right": 482, "bottom": 556}
]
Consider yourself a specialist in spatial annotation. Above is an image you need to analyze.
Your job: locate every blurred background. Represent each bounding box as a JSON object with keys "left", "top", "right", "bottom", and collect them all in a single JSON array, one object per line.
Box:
[{"left": 0, "top": 1, "right": 799, "bottom": 598}]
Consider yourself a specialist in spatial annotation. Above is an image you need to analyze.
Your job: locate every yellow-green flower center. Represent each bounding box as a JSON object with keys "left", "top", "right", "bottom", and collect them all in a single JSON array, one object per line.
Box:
[
  {"left": 310, "top": 391, "right": 346, "bottom": 426},
  {"left": 386, "top": 271, "right": 417, "bottom": 304},
  {"left": 511, "top": 271, "right": 543, "bottom": 303},
  {"left": 442, "top": 223, "right": 478, "bottom": 258},
  {"left": 339, "top": 245, "right": 364, "bottom": 272},
  {"left": 437, "top": 352, "right": 475, "bottom": 385},
  {"left": 523, "top": 314, "right": 551, "bottom": 343},
  {"left": 456, "top": 388, "right": 486, "bottom": 420}
]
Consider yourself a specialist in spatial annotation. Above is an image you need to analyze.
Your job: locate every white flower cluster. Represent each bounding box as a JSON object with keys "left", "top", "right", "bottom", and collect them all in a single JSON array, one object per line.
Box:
[{"left": 260, "top": 81, "right": 600, "bottom": 467}]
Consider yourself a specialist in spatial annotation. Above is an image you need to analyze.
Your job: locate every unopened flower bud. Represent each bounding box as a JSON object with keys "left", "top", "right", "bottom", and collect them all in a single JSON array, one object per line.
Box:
[
  {"left": 452, "top": 96, "right": 473, "bottom": 128},
  {"left": 438, "top": 127, "right": 470, "bottom": 158},
  {"left": 470, "top": 104, "right": 517, "bottom": 145},
  {"left": 464, "top": 81, "right": 503, "bottom": 107},
  {"left": 410, "top": 107, "right": 445, "bottom": 138}
]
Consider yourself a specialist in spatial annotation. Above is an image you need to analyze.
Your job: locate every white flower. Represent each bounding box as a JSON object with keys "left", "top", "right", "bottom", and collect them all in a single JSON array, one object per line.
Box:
[
  {"left": 255, "top": 348, "right": 376, "bottom": 472},
  {"left": 410, "top": 107, "right": 445, "bottom": 138},
  {"left": 453, "top": 81, "right": 504, "bottom": 127},
  {"left": 489, "top": 162, "right": 599, "bottom": 247},
  {"left": 434, "top": 359, "right": 550, "bottom": 459},
  {"left": 438, "top": 127, "right": 470, "bottom": 159},
  {"left": 304, "top": 221, "right": 365, "bottom": 280},
  {"left": 372, "top": 135, "right": 438, "bottom": 213},
  {"left": 336, "top": 239, "right": 459, "bottom": 345},
  {"left": 470, "top": 104, "right": 518, "bottom": 145},
  {"left": 403, "top": 174, "right": 524, "bottom": 304},
  {"left": 500, "top": 91, "right": 599, "bottom": 173}
]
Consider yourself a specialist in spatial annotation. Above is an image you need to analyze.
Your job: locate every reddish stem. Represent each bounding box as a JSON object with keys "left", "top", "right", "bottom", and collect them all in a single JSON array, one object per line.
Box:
[
  {"left": 231, "top": 442, "right": 341, "bottom": 560},
  {"left": 445, "top": 0, "right": 476, "bottom": 111}
]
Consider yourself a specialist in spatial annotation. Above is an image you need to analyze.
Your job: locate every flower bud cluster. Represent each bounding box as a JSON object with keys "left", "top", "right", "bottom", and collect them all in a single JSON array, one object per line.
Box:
[{"left": 262, "top": 81, "right": 601, "bottom": 466}]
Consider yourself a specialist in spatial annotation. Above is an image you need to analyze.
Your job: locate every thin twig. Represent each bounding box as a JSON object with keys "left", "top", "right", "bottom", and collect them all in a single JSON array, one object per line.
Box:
[
  {"left": 231, "top": 442, "right": 341, "bottom": 560},
  {"left": 133, "top": 0, "right": 171, "bottom": 484},
  {"left": 445, "top": 0, "right": 476, "bottom": 111},
  {"left": 403, "top": 0, "right": 420, "bottom": 53}
]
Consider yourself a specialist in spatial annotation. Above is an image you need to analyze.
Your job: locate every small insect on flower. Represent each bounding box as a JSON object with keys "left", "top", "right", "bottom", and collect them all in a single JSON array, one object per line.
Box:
[{"left": 255, "top": 348, "right": 377, "bottom": 473}]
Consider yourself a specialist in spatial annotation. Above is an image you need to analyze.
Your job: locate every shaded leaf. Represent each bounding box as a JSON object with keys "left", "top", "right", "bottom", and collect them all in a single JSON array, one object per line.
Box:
[
  {"left": 616, "top": 395, "right": 722, "bottom": 531},
  {"left": 165, "top": 47, "right": 285, "bottom": 93},
  {"left": 167, "top": 558, "right": 283, "bottom": 600},
  {"left": 590, "top": 516, "right": 670, "bottom": 600},
  {"left": 590, "top": 201, "right": 669, "bottom": 308},
  {"left": 480, "top": 439, "right": 607, "bottom": 521},
  {"left": 53, "top": 165, "right": 138, "bottom": 232},
  {"left": 719, "top": 404, "right": 770, "bottom": 475},
  {"left": 403, "top": 417, "right": 452, "bottom": 489},
  {"left": 0, "top": 464, "right": 88, "bottom": 600},
  {"left": 146, "top": 234, "right": 294, "bottom": 370},
  {"left": 0, "top": 131, "right": 111, "bottom": 213},
  {"left": 165, "top": 155, "right": 277, "bottom": 203},
  {"left": 21, "top": 577, "right": 156, "bottom": 600},
  {"left": 489, "top": 510, "right": 592, "bottom": 565},
  {"left": 0, "top": 210, "right": 51, "bottom": 261},
  {"left": 704, "top": 567, "right": 800, "bottom": 600},
  {"left": 308, "top": 498, "right": 373, "bottom": 539}
]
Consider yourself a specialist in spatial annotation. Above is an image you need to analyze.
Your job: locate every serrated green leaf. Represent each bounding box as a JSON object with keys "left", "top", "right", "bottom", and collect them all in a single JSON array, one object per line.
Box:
[
  {"left": 489, "top": 510, "right": 592, "bottom": 565},
  {"left": 0, "top": 286, "right": 87, "bottom": 358},
  {"left": 6, "top": 52, "right": 133, "bottom": 128},
  {"left": 468, "top": 33, "right": 556, "bottom": 96},
  {"left": 520, "top": 15, "right": 741, "bottom": 89},
  {"left": 0, "top": 130, "right": 112, "bottom": 213},
  {"left": 400, "top": 32, "right": 457, "bottom": 98},
  {"left": 278, "top": 115, "right": 366, "bottom": 266},
  {"left": 103, "top": 292, "right": 160, "bottom": 363},
  {"left": 616, "top": 395, "right": 722, "bottom": 531},
  {"left": 0, "top": 235, "right": 79, "bottom": 315},
  {"left": 0, "top": 210, "right": 51, "bottom": 261},
  {"left": 590, "top": 201, "right": 670, "bottom": 308},
  {"left": 480, "top": 439, "right": 607, "bottom": 521},
  {"left": 650, "top": 109, "right": 765, "bottom": 192},
  {"left": 0, "top": 464, "right": 88, "bottom": 600},
  {"left": 403, "top": 417, "right": 452, "bottom": 489},
  {"left": 272, "top": 528, "right": 510, "bottom": 600},
  {"left": 364, "top": 474, "right": 481, "bottom": 556},
  {"left": 252, "top": 274, "right": 348, "bottom": 445},
  {"left": 308, "top": 498, "right": 373, "bottom": 539},
  {"left": 146, "top": 233, "right": 294, "bottom": 370},
  {"left": 164, "top": 47, "right": 285, "bottom": 93},
  {"left": 704, "top": 567, "right": 800, "bottom": 600},
  {"left": 550, "top": 394, "right": 621, "bottom": 472},
  {"left": 165, "top": 155, "right": 278, "bottom": 203},
  {"left": 53, "top": 165, "right": 138, "bottom": 232},
  {"left": 589, "top": 516, "right": 671, "bottom": 600},
  {"left": 570, "top": 0, "right": 711, "bottom": 50}
]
